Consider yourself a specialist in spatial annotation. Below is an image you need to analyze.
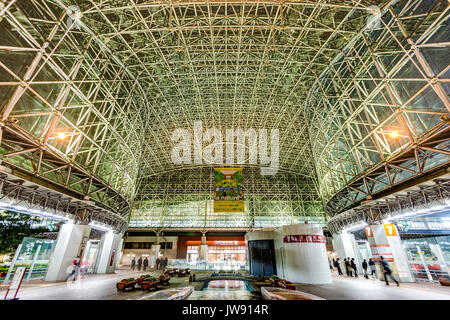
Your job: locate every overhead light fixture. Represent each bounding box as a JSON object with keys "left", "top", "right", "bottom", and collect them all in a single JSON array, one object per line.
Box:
[
  {"left": 342, "top": 222, "right": 368, "bottom": 233},
  {"left": 57, "top": 132, "right": 67, "bottom": 140},
  {"left": 89, "top": 221, "right": 113, "bottom": 233},
  {"left": 389, "top": 130, "right": 399, "bottom": 138}
]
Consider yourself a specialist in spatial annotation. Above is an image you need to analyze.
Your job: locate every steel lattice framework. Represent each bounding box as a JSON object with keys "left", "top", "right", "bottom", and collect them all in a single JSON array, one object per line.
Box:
[
  {"left": 0, "top": 0, "right": 448, "bottom": 231},
  {"left": 132, "top": 167, "right": 324, "bottom": 230}
]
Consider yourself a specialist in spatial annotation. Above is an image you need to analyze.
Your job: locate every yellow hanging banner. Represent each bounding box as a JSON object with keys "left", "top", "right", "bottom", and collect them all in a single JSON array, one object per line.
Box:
[{"left": 213, "top": 168, "right": 244, "bottom": 212}]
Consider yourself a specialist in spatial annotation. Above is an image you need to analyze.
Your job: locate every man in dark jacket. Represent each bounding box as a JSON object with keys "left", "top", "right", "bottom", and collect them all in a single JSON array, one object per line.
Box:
[
  {"left": 344, "top": 258, "right": 349, "bottom": 276},
  {"left": 350, "top": 258, "right": 358, "bottom": 277},
  {"left": 369, "top": 258, "right": 377, "bottom": 278},
  {"left": 379, "top": 256, "right": 399, "bottom": 286},
  {"left": 164, "top": 256, "right": 168, "bottom": 269},
  {"left": 362, "top": 259, "right": 368, "bottom": 278},
  {"left": 137, "top": 256, "right": 143, "bottom": 271},
  {"left": 345, "top": 258, "right": 352, "bottom": 276},
  {"left": 143, "top": 257, "right": 149, "bottom": 271},
  {"left": 334, "top": 258, "right": 343, "bottom": 275},
  {"left": 156, "top": 257, "right": 161, "bottom": 270},
  {"left": 131, "top": 257, "right": 136, "bottom": 270}
]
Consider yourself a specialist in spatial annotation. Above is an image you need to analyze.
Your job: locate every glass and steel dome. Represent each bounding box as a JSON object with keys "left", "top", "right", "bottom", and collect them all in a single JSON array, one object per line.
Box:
[{"left": 0, "top": 0, "right": 448, "bottom": 232}]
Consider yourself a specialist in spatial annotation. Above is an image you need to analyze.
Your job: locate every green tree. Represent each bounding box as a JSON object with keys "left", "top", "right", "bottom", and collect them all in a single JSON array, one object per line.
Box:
[{"left": 0, "top": 211, "right": 49, "bottom": 255}]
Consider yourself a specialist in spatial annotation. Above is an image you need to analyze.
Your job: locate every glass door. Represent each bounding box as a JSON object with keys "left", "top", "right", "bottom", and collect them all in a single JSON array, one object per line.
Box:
[
  {"left": 403, "top": 237, "right": 450, "bottom": 282},
  {"left": 81, "top": 240, "right": 100, "bottom": 274}
]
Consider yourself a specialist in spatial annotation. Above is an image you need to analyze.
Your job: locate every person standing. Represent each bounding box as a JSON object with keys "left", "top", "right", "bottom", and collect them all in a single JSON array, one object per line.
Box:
[
  {"left": 131, "top": 257, "right": 136, "bottom": 270},
  {"left": 344, "top": 258, "right": 353, "bottom": 277},
  {"left": 137, "top": 256, "right": 143, "bottom": 271},
  {"left": 362, "top": 259, "right": 368, "bottom": 279},
  {"left": 66, "top": 256, "right": 81, "bottom": 281},
  {"left": 334, "top": 258, "right": 343, "bottom": 275},
  {"left": 156, "top": 257, "right": 160, "bottom": 270},
  {"left": 164, "top": 256, "right": 168, "bottom": 270},
  {"left": 369, "top": 258, "right": 377, "bottom": 278},
  {"left": 143, "top": 257, "right": 149, "bottom": 271},
  {"left": 350, "top": 258, "right": 358, "bottom": 277},
  {"left": 379, "top": 256, "right": 399, "bottom": 286}
]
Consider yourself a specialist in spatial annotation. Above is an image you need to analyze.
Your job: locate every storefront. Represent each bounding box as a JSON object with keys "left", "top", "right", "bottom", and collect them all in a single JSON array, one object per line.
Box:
[
  {"left": 402, "top": 236, "right": 450, "bottom": 282},
  {"left": 177, "top": 236, "right": 247, "bottom": 269},
  {"left": 80, "top": 240, "right": 100, "bottom": 274},
  {"left": 186, "top": 240, "right": 246, "bottom": 266}
]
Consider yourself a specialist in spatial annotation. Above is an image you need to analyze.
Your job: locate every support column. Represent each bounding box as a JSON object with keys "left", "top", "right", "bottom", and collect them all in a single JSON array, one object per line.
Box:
[
  {"left": 275, "top": 224, "right": 332, "bottom": 284},
  {"left": 331, "top": 232, "right": 362, "bottom": 274},
  {"left": 45, "top": 222, "right": 91, "bottom": 281},
  {"left": 149, "top": 233, "right": 161, "bottom": 269},
  {"left": 150, "top": 245, "right": 161, "bottom": 269},
  {"left": 366, "top": 224, "right": 414, "bottom": 282},
  {"left": 198, "top": 234, "right": 208, "bottom": 261},
  {"left": 96, "top": 232, "right": 123, "bottom": 274}
]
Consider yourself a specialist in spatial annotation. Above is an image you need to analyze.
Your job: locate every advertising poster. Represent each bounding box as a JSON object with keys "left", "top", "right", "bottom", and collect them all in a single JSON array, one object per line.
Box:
[{"left": 214, "top": 168, "right": 244, "bottom": 212}]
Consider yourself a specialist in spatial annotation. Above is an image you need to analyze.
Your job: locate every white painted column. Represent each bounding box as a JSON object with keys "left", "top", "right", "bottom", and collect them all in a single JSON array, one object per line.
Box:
[
  {"left": 199, "top": 235, "right": 208, "bottom": 261},
  {"left": 367, "top": 224, "right": 414, "bottom": 282},
  {"left": 332, "top": 232, "right": 363, "bottom": 274},
  {"left": 96, "top": 232, "right": 123, "bottom": 274},
  {"left": 149, "top": 245, "right": 161, "bottom": 269},
  {"left": 45, "top": 223, "right": 91, "bottom": 282},
  {"left": 274, "top": 224, "right": 332, "bottom": 284}
]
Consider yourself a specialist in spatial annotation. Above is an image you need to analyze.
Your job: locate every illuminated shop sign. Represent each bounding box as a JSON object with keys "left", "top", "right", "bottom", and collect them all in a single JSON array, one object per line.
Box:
[
  {"left": 215, "top": 241, "right": 239, "bottom": 245},
  {"left": 283, "top": 234, "right": 326, "bottom": 243}
]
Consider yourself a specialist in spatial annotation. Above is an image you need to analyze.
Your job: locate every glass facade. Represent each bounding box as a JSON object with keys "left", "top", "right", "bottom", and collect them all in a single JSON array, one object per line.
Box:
[
  {"left": 4, "top": 237, "right": 55, "bottom": 282},
  {"left": 402, "top": 236, "right": 450, "bottom": 282}
]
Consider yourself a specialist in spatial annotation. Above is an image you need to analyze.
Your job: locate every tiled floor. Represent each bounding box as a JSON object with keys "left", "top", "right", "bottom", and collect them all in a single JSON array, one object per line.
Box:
[
  {"left": 293, "top": 274, "right": 450, "bottom": 300},
  {"left": 1, "top": 269, "right": 449, "bottom": 300}
]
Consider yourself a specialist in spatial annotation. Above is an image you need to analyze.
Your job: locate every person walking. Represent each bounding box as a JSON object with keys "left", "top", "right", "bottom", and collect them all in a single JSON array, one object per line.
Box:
[
  {"left": 137, "top": 256, "right": 143, "bottom": 271},
  {"left": 345, "top": 258, "right": 353, "bottom": 276},
  {"left": 344, "top": 258, "right": 349, "bottom": 276},
  {"left": 156, "top": 257, "right": 160, "bottom": 270},
  {"left": 131, "top": 257, "right": 136, "bottom": 270},
  {"left": 164, "top": 256, "right": 168, "bottom": 269},
  {"left": 350, "top": 258, "right": 358, "bottom": 277},
  {"left": 379, "top": 256, "right": 399, "bottom": 286},
  {"left": 369, "top": 258, "right": 377, "bottom": 278},
  {"left": 362, "top": 259, "right": 368, "bottom": 279},
  {"left": 66, "top": 256, "right": 81, "bottom": 281},
  {"left": 334, "top": 258, "right": 343, "bottom": 275},
  {"left": 143, "top": 257, "right": 149, "bottom": 271}
]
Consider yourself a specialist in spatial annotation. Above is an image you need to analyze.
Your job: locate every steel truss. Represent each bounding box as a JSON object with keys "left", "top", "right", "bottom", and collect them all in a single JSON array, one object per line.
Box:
[
  {"left": 0, "top": 168, "right": 128, "bottom": 233},
  {"left": 0, "top": 1, "right": 448, "bottom": 231},
  {"left": 306, "top": 0, "right": 450, "bottom": 217},
  {"left": 132, "top": 167, "right": 324, "bottom": 229},
  {"left": 327, "top": 175, "right": 450, "bottom": 234}
]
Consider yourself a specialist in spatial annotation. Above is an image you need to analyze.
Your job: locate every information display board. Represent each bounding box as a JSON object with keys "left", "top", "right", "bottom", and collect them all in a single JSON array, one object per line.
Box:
[{"left": 4, "top": 266, "right": 27, "bottom": 300}]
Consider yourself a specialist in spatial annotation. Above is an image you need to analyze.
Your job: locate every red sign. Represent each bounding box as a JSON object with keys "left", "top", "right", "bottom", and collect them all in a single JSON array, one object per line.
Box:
[
  {"left": 4, "top": 267, "right": 27, "bottom": 300},
  {"left": 109, "top": 249, "right": 116, "bottom": 267},
  {"left": 283, "top": 234, "right": 326, "bottom": 243}
]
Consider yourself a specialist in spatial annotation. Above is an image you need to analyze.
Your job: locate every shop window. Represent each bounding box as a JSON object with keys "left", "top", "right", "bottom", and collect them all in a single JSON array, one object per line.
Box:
[
  {"left": 160, "top": 242, "right": 173, "bottom": 249},
  {"left": 124, "top": 242, "right": 133, "bottom": 249}
]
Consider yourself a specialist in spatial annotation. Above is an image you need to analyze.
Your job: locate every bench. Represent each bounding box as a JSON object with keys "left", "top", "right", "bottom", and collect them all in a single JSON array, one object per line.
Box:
[{"left": 116, "top": 278, "right": 138, "bottom": 291}]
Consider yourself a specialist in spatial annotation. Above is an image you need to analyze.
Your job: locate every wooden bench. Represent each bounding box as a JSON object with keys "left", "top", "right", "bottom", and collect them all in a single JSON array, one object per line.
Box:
[
  {"left": 158, "top": 275, "right": 170, "bottom": 286},
  {"left": 278, "top": 280, "right": 296, "bottom": 290},
  {"left": 116, "top": 278, "right": 138, "bottom": 291},
  {"left": 140, "top": 278, "right": 161, "bottom": 291},
  {"left": 177, "top": 268, "right": 191, "bottom": 277},
  {"left": 268, "top": 276, "right": 295, "bottom": 290}
]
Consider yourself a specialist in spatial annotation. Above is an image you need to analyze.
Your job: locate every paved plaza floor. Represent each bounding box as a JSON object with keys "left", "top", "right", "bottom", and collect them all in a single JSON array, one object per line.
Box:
[{"left": 1, "top": 268, "right": 449, "bottom": 300}]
